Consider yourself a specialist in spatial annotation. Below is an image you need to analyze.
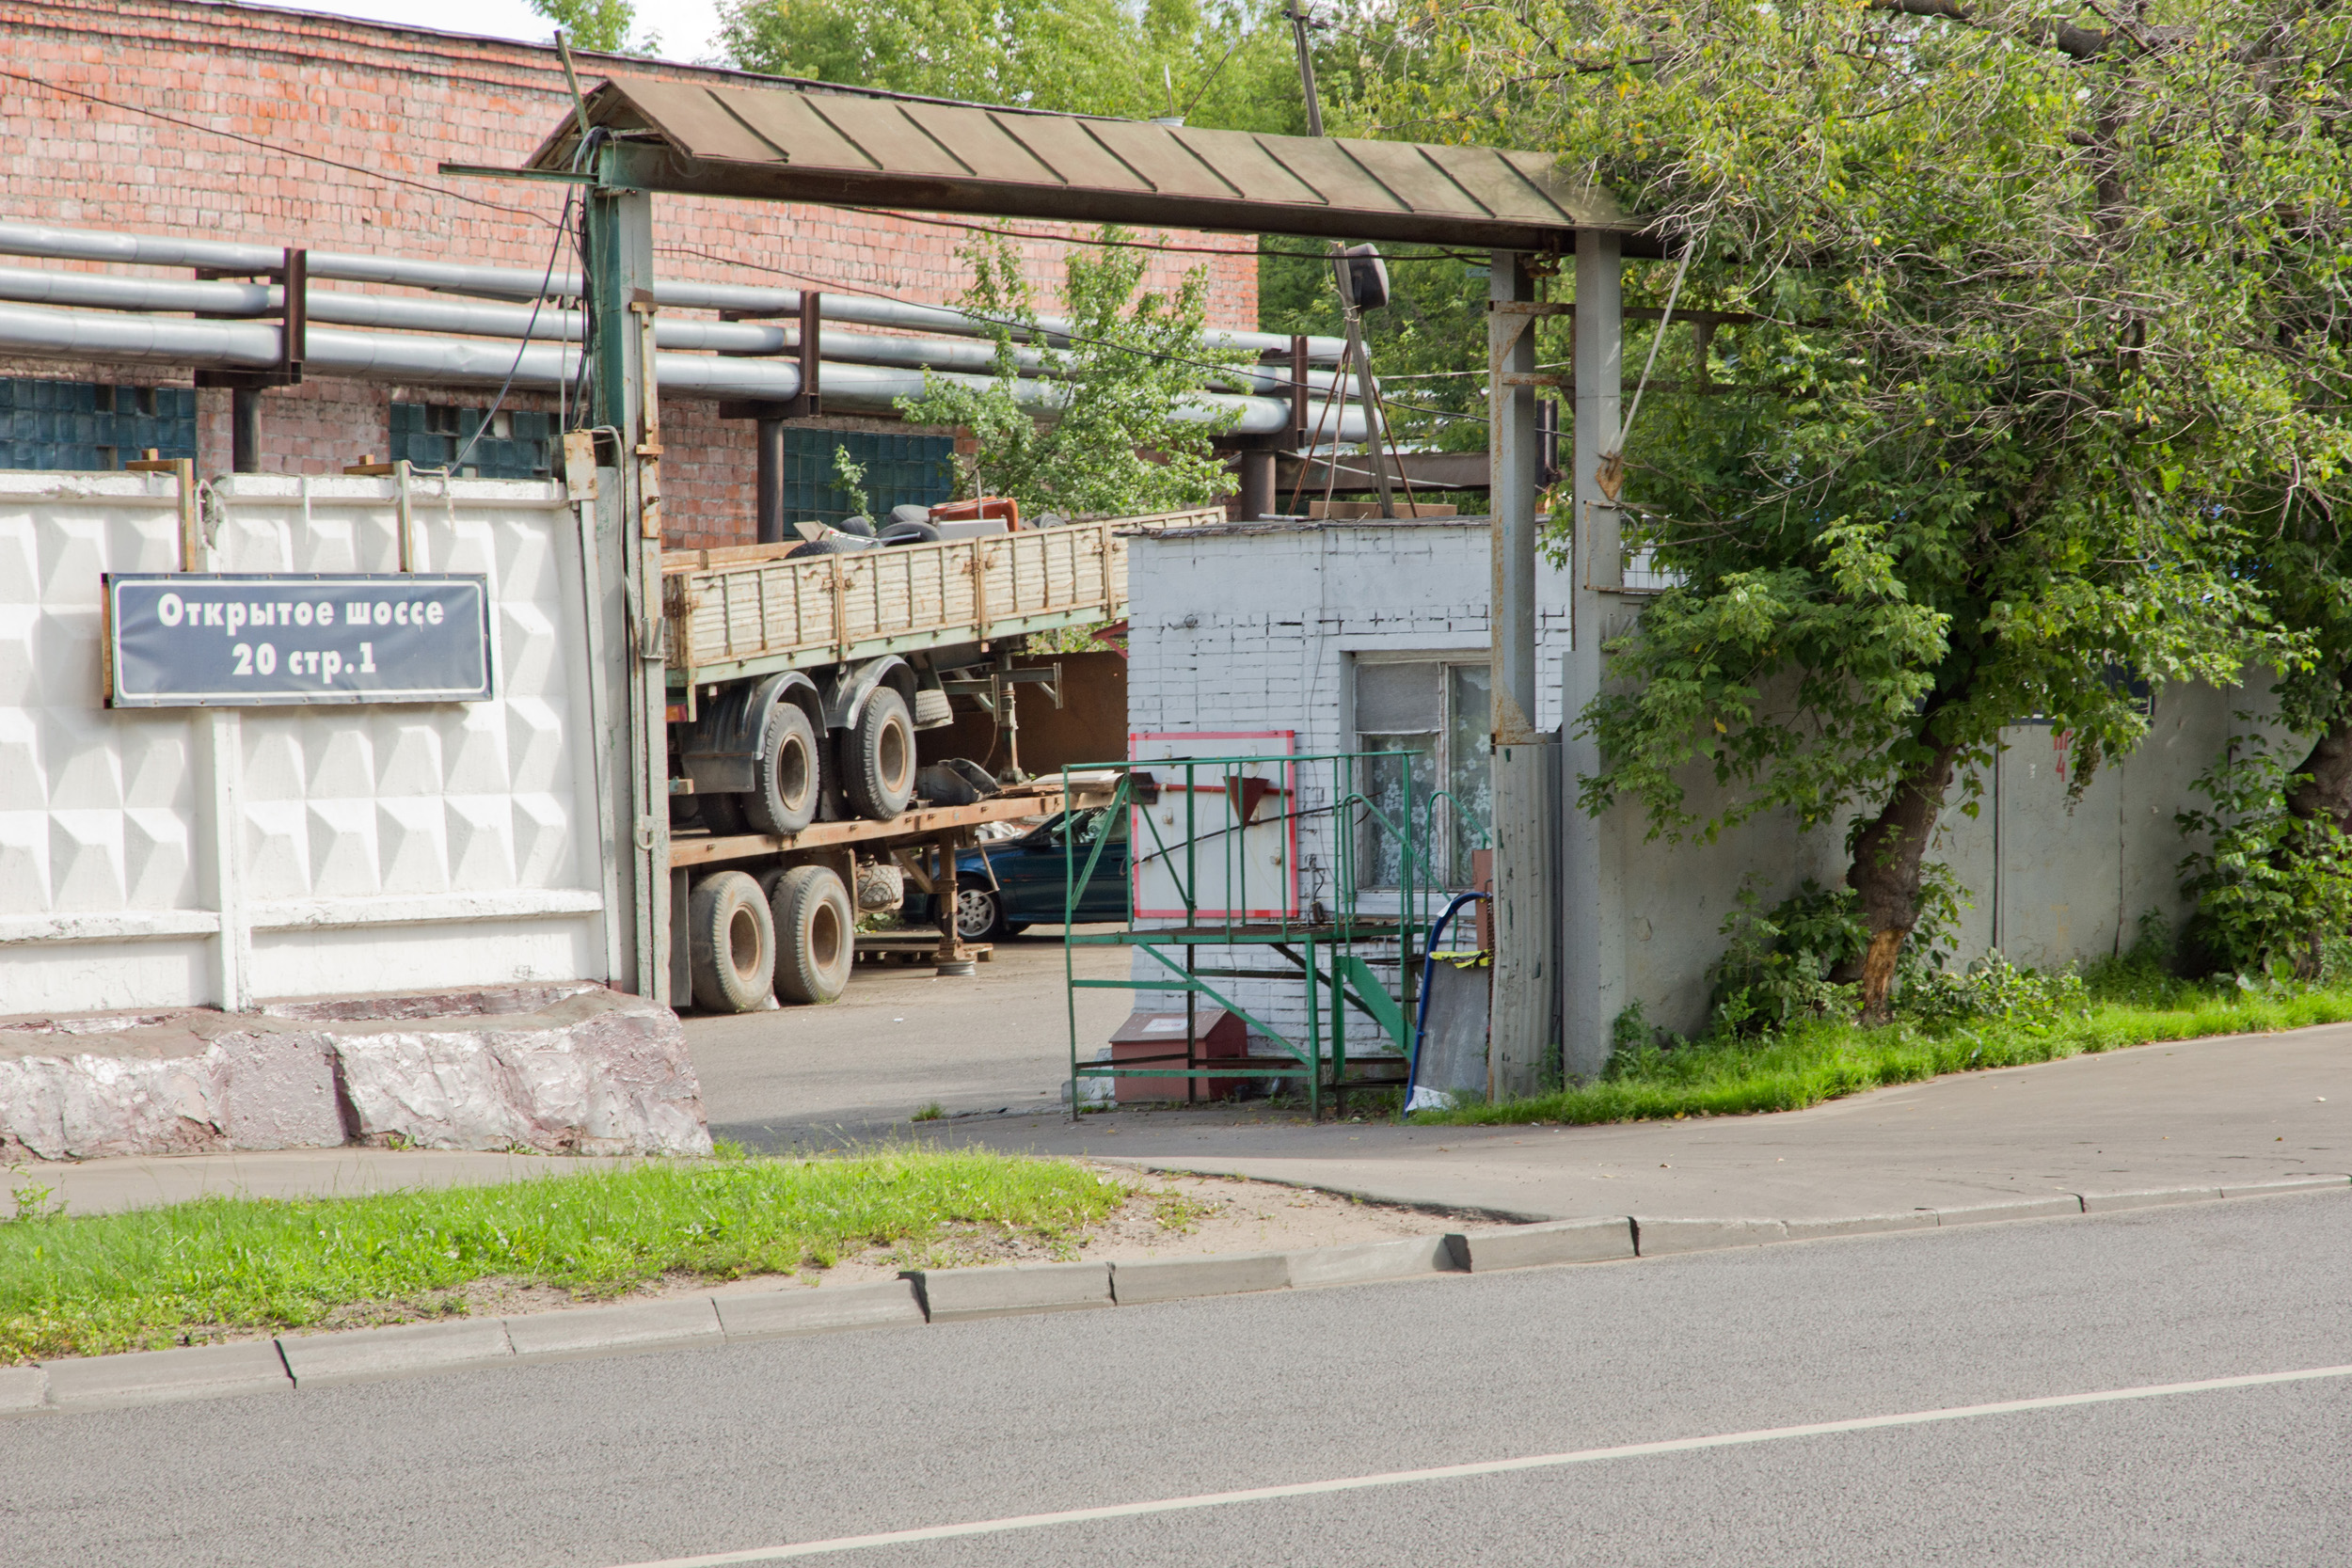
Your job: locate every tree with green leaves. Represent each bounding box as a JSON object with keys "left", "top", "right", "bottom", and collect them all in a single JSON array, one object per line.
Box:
[
  {"left": 1355, "top": 0, "right": 2348, "bottom": 1019},
  {"left": 527, "top": 0, "right": 651, "bottom": 55},
  {"left": 722, "top": 0, "right": 1307, "bottom": 125},
  {"left": 895, "top": 226, "right": 1246, "bottom": 517}
]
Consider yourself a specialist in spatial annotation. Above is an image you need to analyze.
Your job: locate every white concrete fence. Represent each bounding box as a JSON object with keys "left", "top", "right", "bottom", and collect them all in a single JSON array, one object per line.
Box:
[{"left": 0, "top": 469, "right": 612, "bottom": 1017}]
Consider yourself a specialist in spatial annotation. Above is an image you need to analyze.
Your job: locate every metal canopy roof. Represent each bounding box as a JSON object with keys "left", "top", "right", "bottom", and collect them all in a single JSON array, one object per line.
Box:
[{"left": 529, "top": 76, "right": 1633, "bottom": 252}]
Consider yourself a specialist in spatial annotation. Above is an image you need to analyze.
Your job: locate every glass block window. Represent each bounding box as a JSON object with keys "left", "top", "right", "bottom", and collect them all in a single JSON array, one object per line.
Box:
[
  {"left": 0, "top": 379, "right": 197, "bottom": 471},
  {"left": 389, "top": 403, "right": 557, "bottom": 480},
  {"left": 780, "top": 428, "right": 956, "bottom": 526}
]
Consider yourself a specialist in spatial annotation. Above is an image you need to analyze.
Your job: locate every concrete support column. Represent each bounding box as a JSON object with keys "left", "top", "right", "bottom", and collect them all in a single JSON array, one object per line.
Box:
[
  {"left": 1560, "top": 229, "right": 1625, "bottom": 1081},
  {"left": 755, "top": 417, "right": 787, "bottom": 544},
  {"left": 1236, "top": 448, "right": 1276, "bottom": 520},
  {"left": 1487, "top": 250, "right": 1558, "bottom": 1098},
  {"left": 230, "top": 388, "right": 262, "bottom": 474},
  {"left": 587, "top": 160, "right": 669, "bottom": 1001}
]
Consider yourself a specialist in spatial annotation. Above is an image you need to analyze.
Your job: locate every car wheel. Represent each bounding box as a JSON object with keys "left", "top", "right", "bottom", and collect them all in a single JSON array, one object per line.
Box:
[{"left": 952, "top": 887, "right": 1007, "bottom": 942}]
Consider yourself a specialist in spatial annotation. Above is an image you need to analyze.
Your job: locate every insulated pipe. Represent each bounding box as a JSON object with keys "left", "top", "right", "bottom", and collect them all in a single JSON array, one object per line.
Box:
[
  {"left": 0, "top": 221, "right": 1349, "bottom": 360},
  {"left": 0, "top": 301, "right": 1372, "bottom": 437},
  {"left": 0, "top": 264, "right": 1364, "bottom": 398}
]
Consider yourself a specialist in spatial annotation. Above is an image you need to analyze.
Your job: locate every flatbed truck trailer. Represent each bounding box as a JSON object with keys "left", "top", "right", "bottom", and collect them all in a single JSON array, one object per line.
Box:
[{"left": 658, "top": 508, "right": 1207, "bottom": 1012}]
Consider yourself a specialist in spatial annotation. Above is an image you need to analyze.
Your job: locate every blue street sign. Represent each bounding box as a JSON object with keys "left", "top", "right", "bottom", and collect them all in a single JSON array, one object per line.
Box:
[{"left": 104, "top": 574, "right": 493, "bottom": 707}]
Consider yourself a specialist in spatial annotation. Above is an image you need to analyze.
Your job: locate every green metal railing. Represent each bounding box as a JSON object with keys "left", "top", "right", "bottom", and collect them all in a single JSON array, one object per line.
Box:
[{"left": 1059, "top": 750, "right": 1457, "bottom": 1120}]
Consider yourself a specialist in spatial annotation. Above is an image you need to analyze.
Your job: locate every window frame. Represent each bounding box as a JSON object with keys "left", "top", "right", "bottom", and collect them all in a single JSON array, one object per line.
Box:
[{"left": 1350, "top": 652, "right": 1493, "bottom": 893}]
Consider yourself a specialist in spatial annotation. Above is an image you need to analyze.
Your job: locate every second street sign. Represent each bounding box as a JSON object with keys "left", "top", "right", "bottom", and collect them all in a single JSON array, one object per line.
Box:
[{"left": 105, "top": 574, "right": 493, "bottom": 707}]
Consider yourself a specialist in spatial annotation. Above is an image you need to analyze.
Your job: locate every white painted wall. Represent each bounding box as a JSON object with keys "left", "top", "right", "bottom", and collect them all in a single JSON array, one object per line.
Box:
[
  {"left": 0, "top": 470, "right": 610, "bottom": 1016},
  {"left": 1126, "top": 516, "right": 2245, "bottom": 1053}
]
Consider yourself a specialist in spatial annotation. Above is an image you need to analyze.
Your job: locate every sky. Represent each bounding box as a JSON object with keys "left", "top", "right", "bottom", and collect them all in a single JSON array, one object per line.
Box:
[{"left": 278, "top": 0, "right": 730, "bottom": 67}]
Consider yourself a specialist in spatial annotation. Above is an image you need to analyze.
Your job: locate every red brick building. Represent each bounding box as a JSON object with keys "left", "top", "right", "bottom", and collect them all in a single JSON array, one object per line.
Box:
[{"left": 0, "top": 0, "right": 1259, "bottom": 543}]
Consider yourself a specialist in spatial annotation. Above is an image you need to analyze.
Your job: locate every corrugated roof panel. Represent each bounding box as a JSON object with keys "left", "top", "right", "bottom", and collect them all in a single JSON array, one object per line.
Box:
[
  {"left": 911, "top": 106, "right": 1066, "bottom": 186},
  {"left": 994, "top": 118, "right": 1157, "bottom": 194},
  {"left": 721, "top": 88, "right": 879, "bottom": 171},
  {"left": 803, "top": 98, "right": 973, "bottom": 179},
  {"left": 610, "top": 79, "right": 783, "bottom": 167},
  {"left": 1335, "top": 138, "right": 1486, "bottom": 217},
  {"left": 1499, "top": 150, "right": 1595, "bottom": 225},
  {"left": 1081, "top": 120, "right": 1242, "bottom": 201},
  {"left": 529, "top": 76, "right": 1636, "bottom": 248},
  {"left": 1258, "top": 136, "right": 1413, "bottom": 214},
  {"left": 1416, "top": 143, "right": 1566, "bottom": 225},
  {"left": 1168, "top": 129, "right": 1327, "bottom": 208}
]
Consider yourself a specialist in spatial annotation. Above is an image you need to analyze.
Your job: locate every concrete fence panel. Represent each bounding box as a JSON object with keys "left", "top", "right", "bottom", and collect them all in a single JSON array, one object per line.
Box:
[{"left": 0, "top": 469, "right": 610, "bottom": 1015}]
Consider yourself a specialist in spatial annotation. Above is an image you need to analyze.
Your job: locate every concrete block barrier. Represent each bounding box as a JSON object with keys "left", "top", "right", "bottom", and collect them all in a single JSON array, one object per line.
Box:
[
  {"left": 2079, "top": 1186, "right": 2224, "bottom": 1213},
  {"left": 0, "top": 1366, "right": 47, "bottom": 1413},
  {"left": 1284, "top": 1234, "right": 1457, "bottom": 1290},
  {"left": 1782, "top": 1213, "right": 1940, "bottom": 1243},
  {"left": 1110, "top": 1252, "right": 1289, "bottom": 1307},
  {"left": 1447, "top": 1217, "right": 1636, "bottom": 1272},
  {"left": 40, "top": 1339, "right": 291, "bottom": 1411},
  {"left": 1935, "top": 1196, "right": 2085, "bottom": 1226},
  {"left": 279, "top": 1318, "right": 515, "bottom": 1388},
  {"left": 715, "top": 1280, "right": 926, "bottom": 1340},
  {"left": 504, "top": 1298, "right": 723, "bottom": 1362},
  {"left": 910, "top": 1261, "right": 1112, "bottom": 1322},
  {"left": 2220, "top": 1176, "right": 2352, "bottom": 1199},
  {"left": 1633, "top": 1218, "right": 1788, "bottom": 1256}
]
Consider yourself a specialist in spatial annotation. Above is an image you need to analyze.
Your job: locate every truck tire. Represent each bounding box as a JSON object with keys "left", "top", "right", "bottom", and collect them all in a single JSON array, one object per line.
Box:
[
  {"left": 688, "top": 871, "right": 774, "bottom": 1013},
  {"left": 844, "top": 686, "right": 916, "bottom": 820},
  {"left": 742, "top": 699, "right": 821, "bottom": 835},
  {"left": 771, "top": 864, "right": 855, "bottom": 1004}
]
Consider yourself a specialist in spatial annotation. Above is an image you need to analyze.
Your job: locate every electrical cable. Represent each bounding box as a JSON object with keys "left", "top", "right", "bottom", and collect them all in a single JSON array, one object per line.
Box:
[
  {"left": 441, "top": 124, "right": 601, "bottom": 474},
  {"left": 0, "top": 65, "right": 560, "bottom": 226}
]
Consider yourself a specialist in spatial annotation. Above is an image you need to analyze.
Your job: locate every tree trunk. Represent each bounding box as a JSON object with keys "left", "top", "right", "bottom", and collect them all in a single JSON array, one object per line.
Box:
[
  {"left": 2284, "top": 690, "right": 2352, "bottom": 834},
  {"left": 1834, "top": 742, "right": 1963, "bottom": 1025}
]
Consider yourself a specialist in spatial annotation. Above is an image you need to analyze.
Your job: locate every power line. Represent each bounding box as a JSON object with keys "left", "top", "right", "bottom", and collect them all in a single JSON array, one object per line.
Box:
[{"left": 0, "top": 66, "right": 560, "bottom": 227}]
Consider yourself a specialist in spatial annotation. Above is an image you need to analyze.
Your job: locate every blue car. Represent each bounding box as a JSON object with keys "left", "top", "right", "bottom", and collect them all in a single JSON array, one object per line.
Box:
[{"left": 925, "top": 807, "right": 1130, "bottom": 940}]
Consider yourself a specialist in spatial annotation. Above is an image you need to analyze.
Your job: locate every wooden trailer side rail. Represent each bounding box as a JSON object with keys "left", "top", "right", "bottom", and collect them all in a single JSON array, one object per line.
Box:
[
  {"left": 667, "top": 788, "right": 1070, "bottom": 869},
  {"left": 660, "top": 509, "right": 1220, "bottom": 688}
]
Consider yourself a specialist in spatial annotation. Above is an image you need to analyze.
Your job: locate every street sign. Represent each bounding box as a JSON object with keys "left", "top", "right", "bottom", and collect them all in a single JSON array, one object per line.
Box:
[{"left": 104, "top": 574, "right": 493, "bottom": 707}]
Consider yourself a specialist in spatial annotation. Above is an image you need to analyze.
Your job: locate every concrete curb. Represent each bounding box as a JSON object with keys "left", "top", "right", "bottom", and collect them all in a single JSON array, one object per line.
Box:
[
  {"left": 1110, "top": 1252, "right": 1289, "bottom": 1306},
  {"left": 1448, "top": 1217, "right": 1637, "bottom": 1272},
  {"left": 1633, "top": 1218, "right": 1788, "bottom": 1256},
  {"left": 1283, "top": 1234, "right": 1455, "bottom": 1289},
  {"left": 40, "top": 1339, "right": 292, "bottom": 1412},
  {"left": 505, "top": 1298, "right": 723, "bottom": 1363},
  {"left": 713, "top": 1279, "right": 926, "bottom": 1340},
  {"left": 8, "top": 1175, "right": 2346, "bottom": 1417},
  {"left": 279, "top": 1318, "right": 516, "bottom": 1389},
  {"left": 908, "top": 1261, "right": 1112, "bottom": 1322}
]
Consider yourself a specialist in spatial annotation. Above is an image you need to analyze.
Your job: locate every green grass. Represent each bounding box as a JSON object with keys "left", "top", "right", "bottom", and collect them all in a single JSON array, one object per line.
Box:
[
  {"left": 1419, "top": 968, "right": 2352, "bottom": 1128},
  {"left": 0, "top": 1147, "right": 1127, "bottom": 1363}
]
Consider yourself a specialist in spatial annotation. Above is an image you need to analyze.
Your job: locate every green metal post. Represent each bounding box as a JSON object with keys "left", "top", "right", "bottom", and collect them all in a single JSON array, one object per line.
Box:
[{"left": 584, "top": 146, "right": 667, "bottom": 1000}]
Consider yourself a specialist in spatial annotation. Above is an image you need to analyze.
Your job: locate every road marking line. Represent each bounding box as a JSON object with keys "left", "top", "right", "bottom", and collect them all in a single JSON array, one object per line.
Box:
[{"left": 607, "top": 1362, "right": 2352, "bottom": 1566}]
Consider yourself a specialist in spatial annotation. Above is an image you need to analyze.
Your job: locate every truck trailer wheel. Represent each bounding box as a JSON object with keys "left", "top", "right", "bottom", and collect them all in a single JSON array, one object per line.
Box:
[
  {"left": 771, "top": 864, "right": 855, "bottom": 1004},
  {"left": 743, "top": 699, "right": 821, "bottom": 835},
  {"left": 843, "top": 687, "right": 915, "bottom": 820},
  {"left": 688, "top": 870, "right": 774, "bottom": 1013}
]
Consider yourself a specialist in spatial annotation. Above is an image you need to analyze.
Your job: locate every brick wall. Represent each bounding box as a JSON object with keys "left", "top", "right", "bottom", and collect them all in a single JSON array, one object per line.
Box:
[{"left": 0, "top": 0, "right": 1259, "bottom": 541}]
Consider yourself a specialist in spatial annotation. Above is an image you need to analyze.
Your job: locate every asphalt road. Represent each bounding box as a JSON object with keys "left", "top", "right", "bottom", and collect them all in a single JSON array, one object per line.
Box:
[
  {"left": 682, "top": 927, "right": 1133, "bottom": 1148},
  {"left": 8, "top": 1192, "right": 2348, "bottom": 1566}
]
